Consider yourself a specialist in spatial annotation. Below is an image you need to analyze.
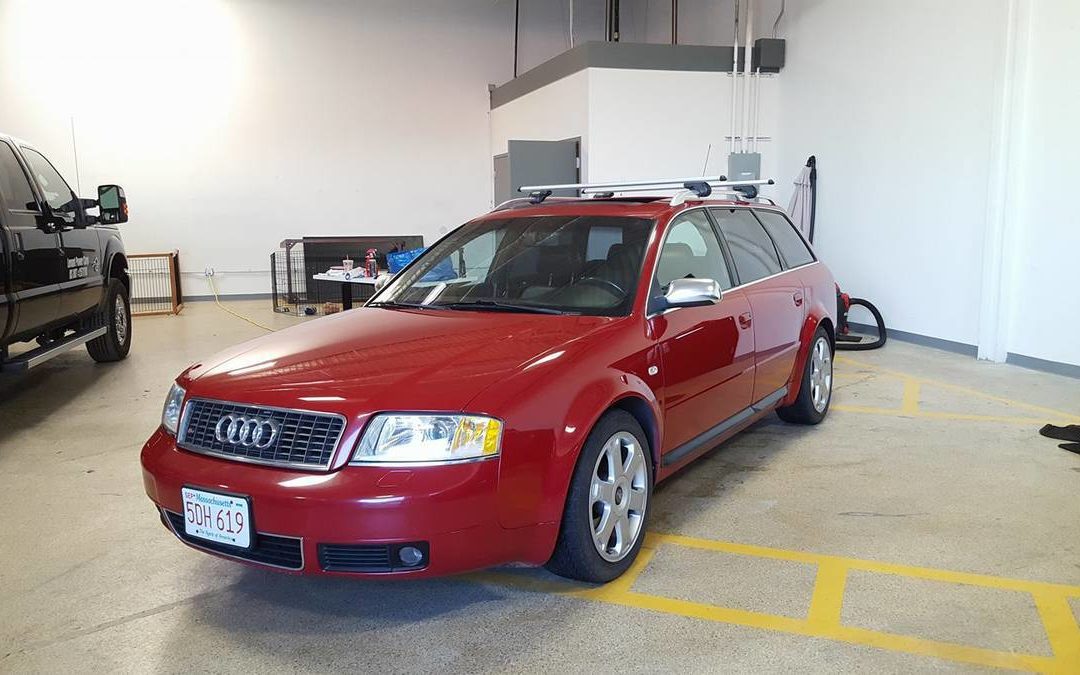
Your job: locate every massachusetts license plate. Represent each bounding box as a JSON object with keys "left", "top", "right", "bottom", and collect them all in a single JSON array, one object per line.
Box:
[{"left": 181, "top": 487, "right": 251, "bottom": 549}]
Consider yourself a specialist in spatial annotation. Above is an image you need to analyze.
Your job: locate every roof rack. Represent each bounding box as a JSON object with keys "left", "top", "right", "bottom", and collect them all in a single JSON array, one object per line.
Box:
[{"left": 518, "top": 176, "right": 775, "bottom": 206}]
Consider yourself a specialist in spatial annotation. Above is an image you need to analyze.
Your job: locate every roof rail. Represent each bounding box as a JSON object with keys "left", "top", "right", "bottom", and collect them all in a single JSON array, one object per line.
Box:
[{"left": 517, "top": 176, "right": 775, "bottom": 206}]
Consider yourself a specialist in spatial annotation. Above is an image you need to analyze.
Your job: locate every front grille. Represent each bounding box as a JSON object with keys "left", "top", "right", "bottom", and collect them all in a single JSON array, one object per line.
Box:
[
  {"left": 164, "top": 510, "right": 303, "bottom": 570},
  {"left": 178, "top": 398, "right": 346, "bottom": 469},
  {"left": 318, "top": 542, "right": 430, "bottom": 573}
]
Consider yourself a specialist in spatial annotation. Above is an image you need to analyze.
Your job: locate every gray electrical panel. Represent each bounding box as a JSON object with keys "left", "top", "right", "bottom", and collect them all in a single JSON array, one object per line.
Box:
[
  {"left": 493, "top": 139, "right": 579, "bottom": 205},
  {"left": 728, "top": 152, "right": 762, "bottom": 182}
]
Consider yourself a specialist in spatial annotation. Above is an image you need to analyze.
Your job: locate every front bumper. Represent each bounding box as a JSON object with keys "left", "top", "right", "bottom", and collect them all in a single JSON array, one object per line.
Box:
[{"left": 140, "top": 428, "right": 555, "bottom": 577}]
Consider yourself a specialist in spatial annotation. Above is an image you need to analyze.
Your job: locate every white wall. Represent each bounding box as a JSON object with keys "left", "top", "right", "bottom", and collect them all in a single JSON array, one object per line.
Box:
[
  {"left": 771, "top": 0, "right": 1079, "bottom": 368},
  {"left": 491, "top": 66, "right": 778, "bottom": 206},
  {"left": 0, "top": 0, "right": 515, "bottom": 296},
  {"left": 587, "top": 68, "right": 779, "bottom": 186},
  {"left": 771, "top": 0, "right": 1009, "bottom": 348},
  {"left": 490, "top": 70, "right": 591, "bottom": 189},
  {"left": 493, "top": 0, "right": 1079, "bottom": 369},
  {"left": 1004, "top": 0, "right": 1080, "bottom": 366},
  {"left": 514, "top": 0, "right": 785, "bottom": 74}
]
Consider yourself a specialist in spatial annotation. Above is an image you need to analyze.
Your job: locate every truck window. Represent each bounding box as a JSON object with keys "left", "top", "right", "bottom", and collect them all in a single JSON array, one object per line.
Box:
[
  {"left": 20, "top": 147, "right": 75, "bottom": 213},
  {"left": 0, "top": 143, "right": 37, "bottom": 212}
]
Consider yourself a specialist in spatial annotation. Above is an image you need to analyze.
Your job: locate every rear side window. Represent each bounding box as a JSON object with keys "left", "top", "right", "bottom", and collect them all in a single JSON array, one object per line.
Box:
[
  {"left": 754, "top": 210, "right": 815, "bottom": 268},
  {"left": 711, "top": 208, "right": 783, "bottom": 284},
  {"left": 0, "top": 143, "right": 37, "bottom": 212}
]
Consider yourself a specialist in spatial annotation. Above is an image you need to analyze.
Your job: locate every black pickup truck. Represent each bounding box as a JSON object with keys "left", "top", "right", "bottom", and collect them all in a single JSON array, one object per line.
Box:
[{"left": 0, "top": 132, "right": 131, "bottom": 372}]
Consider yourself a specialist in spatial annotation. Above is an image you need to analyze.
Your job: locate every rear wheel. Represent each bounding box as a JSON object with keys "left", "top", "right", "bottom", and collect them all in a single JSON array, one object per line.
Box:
[
  {"left": 545, "top": 410, "right": 653, "bottom": 583},
  {"left": 777, "top": 326, "right": 832, "bottom": 425},
  {"left": 86, "top": 279, "right": 132, "bottom": 363}
]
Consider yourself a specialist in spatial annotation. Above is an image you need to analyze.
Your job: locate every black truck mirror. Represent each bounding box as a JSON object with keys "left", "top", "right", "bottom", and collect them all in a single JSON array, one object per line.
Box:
[{"left": 98, "top": 185, "right": 128, "bottom": 224}]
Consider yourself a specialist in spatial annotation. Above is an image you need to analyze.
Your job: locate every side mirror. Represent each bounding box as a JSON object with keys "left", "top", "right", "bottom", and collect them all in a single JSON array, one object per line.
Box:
[
  {"left": 97, "top": 185, "right": 128, "bottom": 224},
  {"left": 656, "top": 278, "right": 722, "bottom": 312}
]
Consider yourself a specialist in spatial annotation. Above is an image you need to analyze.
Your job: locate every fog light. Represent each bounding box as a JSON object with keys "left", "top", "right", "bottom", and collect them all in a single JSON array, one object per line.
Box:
[{"left": 398, "top": 546, "right": 423, "bottom": 567}]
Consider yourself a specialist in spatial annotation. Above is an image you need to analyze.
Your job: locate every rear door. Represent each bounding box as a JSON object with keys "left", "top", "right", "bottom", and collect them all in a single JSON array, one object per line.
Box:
[
  {"left": 20, "top": 146, "right": 103, "bottom": 320},
  {"left": 0, "top": 140, "right": 64, "bottom": 336},
  {"left": 711, "top": 207, "right": 806, "bottom": 402},
  {"left": 650, "top": 209, "right": 755, "bottom": 460}
]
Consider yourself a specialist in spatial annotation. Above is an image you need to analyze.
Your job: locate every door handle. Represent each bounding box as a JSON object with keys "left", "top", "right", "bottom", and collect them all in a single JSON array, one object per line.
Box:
[
  {"left": 14, "top": 251, "right": 26, "bottom": 262},
  {"left": 793, "top": 291, "right": 804, "bottom": 307},
  {"left": 738, "top": 312, "right": 752, "bottom": 329}
]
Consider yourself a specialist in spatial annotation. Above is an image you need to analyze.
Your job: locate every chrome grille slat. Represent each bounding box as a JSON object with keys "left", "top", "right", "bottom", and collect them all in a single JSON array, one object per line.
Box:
[{"left": 178, "top": 398, "right": 346, "bottom": 470}]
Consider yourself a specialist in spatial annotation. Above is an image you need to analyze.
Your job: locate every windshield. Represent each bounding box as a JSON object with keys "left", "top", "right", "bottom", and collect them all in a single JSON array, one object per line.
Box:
[{"left": 373, "top": 215, "right": 654, "bottom": 316}]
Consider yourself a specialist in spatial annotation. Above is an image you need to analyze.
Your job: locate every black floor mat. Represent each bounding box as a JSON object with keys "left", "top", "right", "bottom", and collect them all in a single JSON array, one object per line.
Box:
[
  {"left": 1060, "top": 443, "right": 1080, "bottom": 455},
  {"left": 1039, "top": 424, "right": 1080, "bottom": 443}
]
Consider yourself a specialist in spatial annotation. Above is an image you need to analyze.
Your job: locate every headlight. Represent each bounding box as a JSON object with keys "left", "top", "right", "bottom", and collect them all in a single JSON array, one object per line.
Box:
[
  {"left": 161, "top": 383, "right": 187, "bottom": 435},
  {"left": 351, "top": 414, "right": 502, "bottom": 465}
]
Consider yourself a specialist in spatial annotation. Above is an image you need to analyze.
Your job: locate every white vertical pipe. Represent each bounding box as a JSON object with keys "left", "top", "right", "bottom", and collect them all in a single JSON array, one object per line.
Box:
[
  {"left": 570, "top": 0, "right": 575, "bottom": 48},
  {"left": 752, "top": 68, "right": 761, "bottom": 152},
  {"left": 747, "top": 70, "right": 754, "bottom": 153},
  {"left": 741, "top": 0, "right": 754, "bottom": 153},
  {"left": 730, "top": 0, "right": 740, "bottom": 155}
]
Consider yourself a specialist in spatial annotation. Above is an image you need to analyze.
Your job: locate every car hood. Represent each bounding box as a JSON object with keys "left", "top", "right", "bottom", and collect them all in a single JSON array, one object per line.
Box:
[{"left": 181, "top": 307, "right": 613, "bottom": 415}]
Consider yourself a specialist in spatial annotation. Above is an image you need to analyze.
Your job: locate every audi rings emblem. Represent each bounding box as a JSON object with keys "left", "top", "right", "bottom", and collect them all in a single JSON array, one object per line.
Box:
[{"left": 214, "top": 414, "right": 280, "bottom": 449}]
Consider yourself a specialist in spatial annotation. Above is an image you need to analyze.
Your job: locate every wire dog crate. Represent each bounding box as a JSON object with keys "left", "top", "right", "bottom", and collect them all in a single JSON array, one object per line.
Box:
[
  {"left": 128, "top": 252, "right": 183, "bottom": 316},
  {"left": 271, "top": 236, "right": 423, "bottom": 316}
]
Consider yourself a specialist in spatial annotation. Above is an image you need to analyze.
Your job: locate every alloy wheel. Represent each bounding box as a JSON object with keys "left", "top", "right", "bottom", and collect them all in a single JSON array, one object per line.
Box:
[
  {"left": 589, "top": 431, "right": 648, "bottom": 562},
  {"left": 810, "top": 336, "right": 833, "bottom": 412}
]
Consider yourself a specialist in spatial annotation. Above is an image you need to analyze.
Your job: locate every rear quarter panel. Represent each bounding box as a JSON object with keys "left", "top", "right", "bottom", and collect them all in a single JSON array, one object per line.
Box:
[{"left": 782, "top": 262, "right": 838, "bottom": 406}]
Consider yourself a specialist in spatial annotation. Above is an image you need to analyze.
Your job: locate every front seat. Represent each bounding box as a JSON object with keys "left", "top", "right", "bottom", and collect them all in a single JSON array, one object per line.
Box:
[{"left": 593, "top": 241, "right": 645, "bottom": 294}]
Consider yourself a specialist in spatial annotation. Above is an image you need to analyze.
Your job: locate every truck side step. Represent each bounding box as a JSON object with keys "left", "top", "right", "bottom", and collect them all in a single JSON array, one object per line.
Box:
[{"left": 1, "top": 326, "right": 107, "bottom": 372}]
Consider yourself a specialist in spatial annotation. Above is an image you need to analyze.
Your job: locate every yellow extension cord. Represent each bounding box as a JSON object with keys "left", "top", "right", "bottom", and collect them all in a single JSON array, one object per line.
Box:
[{"left": 206, "top": 275, "right": 275, "bottom": 333}]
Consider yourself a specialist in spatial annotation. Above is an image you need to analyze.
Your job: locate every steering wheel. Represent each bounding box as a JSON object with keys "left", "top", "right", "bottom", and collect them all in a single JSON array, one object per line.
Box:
[{"left": 576, "top": 277, "right": 625, "bottom": 298}]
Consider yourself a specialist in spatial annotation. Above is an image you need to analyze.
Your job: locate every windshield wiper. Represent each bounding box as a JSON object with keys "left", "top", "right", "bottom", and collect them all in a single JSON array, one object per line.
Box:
[
  {"left": 437, "top": 300, "right": 569, "bottom": 315},
  {"left": 366, "top": 300, "right": 438, "bottom": 310}
]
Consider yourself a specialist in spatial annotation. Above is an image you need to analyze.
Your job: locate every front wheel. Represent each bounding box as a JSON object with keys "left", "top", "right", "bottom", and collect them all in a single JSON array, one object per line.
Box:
[
  {"left": 777, "top": 326, "right": 833, "bottom": 425},
  {"left": 545, "top": 410, "right": 653, "bottom": 583},
  {"left": 87, "top": 279, "right": 132, "bottom": 363}
]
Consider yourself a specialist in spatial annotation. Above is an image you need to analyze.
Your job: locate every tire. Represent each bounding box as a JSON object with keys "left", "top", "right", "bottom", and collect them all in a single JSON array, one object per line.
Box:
[
  {"left": 86, "top": 279, "right": 132, "bottom": 363},
  {"left": 545, "top": 410, "right": 653, "bottom": 583},
  {"left": 777, "top": 326, "right": 833, "bottom": 425}
]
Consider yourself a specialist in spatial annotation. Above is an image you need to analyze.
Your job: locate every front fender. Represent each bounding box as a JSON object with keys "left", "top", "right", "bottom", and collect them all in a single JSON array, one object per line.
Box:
[
  {"left": 466, "top": 345, "right": 660, "bottom": 540},
  {"left": 102, "top": 233, "right": 128, "bottom": 282}
]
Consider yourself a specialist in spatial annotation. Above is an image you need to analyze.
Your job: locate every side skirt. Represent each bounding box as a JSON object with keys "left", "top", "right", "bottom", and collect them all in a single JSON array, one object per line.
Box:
[{"left": 660, "top": 387, "right": 788, "bottom": 468}]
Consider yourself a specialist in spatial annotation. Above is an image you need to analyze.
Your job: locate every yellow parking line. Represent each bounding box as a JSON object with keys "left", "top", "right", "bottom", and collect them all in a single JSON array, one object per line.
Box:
[
  {"left": 829, "top": 625, "right": 1059, "bottom": 673},
  {"left": 1032, "top": 591, "right": 1080, "bottom": 669},
  {"left": 900, "top": 378, "right": 921, "bottom": 416},
  {"left": 651, "top": 532, "right": 1080, "bottom": 597},
  {"left": 472, "top": 533, "right": 1080, "bottom": 673},
  {"left": 807, "top": 559, "right": 848, "bottom": 630},
  {"left": 570, "top": 546, "right": 656, "bottom": 601},
  {"left": 836, "top": 355, "right": 1080, "bottom": 423},
  {"left": 832, "top": 403, "right": 1056, "bottom": 425}
]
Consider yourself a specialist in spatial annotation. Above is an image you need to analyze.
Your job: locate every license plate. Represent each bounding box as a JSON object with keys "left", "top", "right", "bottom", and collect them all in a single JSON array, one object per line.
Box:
[{"left": 181, "top": 487, "right": 251, "bottom": 549}]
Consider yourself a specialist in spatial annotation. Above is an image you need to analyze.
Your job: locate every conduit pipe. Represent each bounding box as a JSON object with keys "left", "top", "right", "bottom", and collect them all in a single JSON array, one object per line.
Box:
[
  {"left": 729, "top": 0, "right": 740, "bottom": 154},
  {"left": 741, "top": 0, "right": 754, "bottom": 153}
]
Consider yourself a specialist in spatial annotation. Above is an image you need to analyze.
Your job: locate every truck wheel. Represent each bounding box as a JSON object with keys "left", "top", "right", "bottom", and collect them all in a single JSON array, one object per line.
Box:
[
  {"left": 87, "top": 280, "right": 132, "bottom": 363},
  {"left": 545, "top": 410, "right": 653, "bottom": 583},
  {"left": 777, "top": 326, "right": 832, "bottom": 425}
]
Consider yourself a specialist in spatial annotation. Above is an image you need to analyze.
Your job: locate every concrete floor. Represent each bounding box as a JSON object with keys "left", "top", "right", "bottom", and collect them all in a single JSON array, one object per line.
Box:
[{"left": 2, "top": 300, "right": 1079, "bottom": 673}]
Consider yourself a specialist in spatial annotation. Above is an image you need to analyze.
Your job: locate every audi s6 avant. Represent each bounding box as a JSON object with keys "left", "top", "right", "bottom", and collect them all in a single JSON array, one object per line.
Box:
[{"left": 142, "top": 188, "right": 836, "bottom": 582}]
